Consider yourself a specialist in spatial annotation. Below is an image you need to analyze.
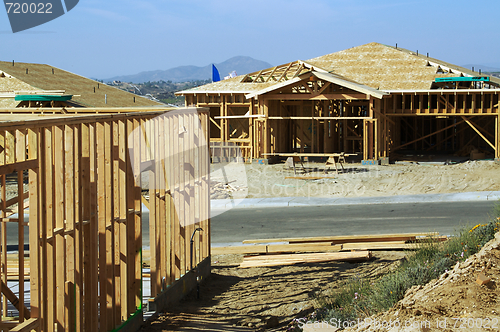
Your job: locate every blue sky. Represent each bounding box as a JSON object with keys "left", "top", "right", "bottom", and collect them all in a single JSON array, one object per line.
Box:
[{"left": 1, "top": 0, "right": 499, "bottom": 79}]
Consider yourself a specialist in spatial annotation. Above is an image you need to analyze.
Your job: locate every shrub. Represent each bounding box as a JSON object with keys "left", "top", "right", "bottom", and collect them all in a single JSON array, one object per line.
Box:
[{"left": 302, "top": 201, "right": 500, "bottom": 330}]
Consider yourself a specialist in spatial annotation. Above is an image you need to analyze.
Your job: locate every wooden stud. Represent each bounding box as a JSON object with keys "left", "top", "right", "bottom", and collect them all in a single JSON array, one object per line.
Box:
[
  {"left": 64, "top": 125, "right": 75, "bottom": 332},
  {"left": 149, "top": 119, "right": 158, "bottom": 296},
  {"left": 0, "top": 110, "right": 211, "bottom": 331},
  {"left": 97, "top": 121, "right": 108, "bottom": 330},
  {"left": 28, "top": 128, "right": 40, "bottom": 322},
  {"left": 112, "top": 120, "right": 121, "bottom": 327},
  {"left": 119, "top": 119, "right": 128, "bottom": 321}
]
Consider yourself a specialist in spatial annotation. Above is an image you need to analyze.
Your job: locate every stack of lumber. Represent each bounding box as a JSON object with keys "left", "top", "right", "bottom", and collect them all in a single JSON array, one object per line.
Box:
[
  {"left": 212, "top": 232, "right": 446, "bottom": 255},
  {"left": 254, "top": 232, "right": 445, "bottom": 245},
  {"left": 216, "top": 233, "right": 447, "bottom": 268},
  {"left": 211, "top": 242, "right": 342, "bottom": 255},
  {"left": 239, "top": 251, "right": 372, "bottom": 268}
]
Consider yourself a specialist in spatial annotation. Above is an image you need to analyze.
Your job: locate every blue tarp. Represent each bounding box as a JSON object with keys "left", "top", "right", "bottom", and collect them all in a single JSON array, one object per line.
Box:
[{"left": 212, "top": 64, "right": 221, "bottom": 82}]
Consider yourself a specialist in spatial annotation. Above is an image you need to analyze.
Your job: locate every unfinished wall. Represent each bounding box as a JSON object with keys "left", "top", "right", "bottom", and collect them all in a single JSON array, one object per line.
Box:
[{"left": 0, "top": 108, "right": 210, "bottom": 332}]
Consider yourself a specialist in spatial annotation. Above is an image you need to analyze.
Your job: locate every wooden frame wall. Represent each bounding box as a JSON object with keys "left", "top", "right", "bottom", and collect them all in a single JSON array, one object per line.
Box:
[
  {"left": 146, "top": 109, "right": 210, "bottom": 297},
  {"left": 186, "top": 89, "right": 500, "bottom": 160},
  {"left": 0, "top": 108, "right": 210, "bottom": 332}
]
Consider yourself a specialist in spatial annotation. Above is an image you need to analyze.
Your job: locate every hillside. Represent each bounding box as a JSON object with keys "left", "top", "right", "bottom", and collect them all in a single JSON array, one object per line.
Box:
[
  {"left": 109, "top": 79, "right": 210, "bottom": 106},
  {"left": 104, "top": 56, "right": 272, "bottom": 83}
]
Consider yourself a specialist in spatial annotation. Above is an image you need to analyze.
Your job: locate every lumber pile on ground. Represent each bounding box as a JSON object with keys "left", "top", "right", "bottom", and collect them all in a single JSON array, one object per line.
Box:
[
  {"left": 213, "top": 233, "right": 447, "bottom": 268},
  {"left": 239, "top": 251, "right": 372, "bottom": 268},
  {"left": 211, "top": 243, "right": 342, "bottom": 255},
  {"left": 242, "top": 232, "right": 444, "bottom": 245},
  {"left": 212, "top": 233, "right": 447, "bottom": 256}
]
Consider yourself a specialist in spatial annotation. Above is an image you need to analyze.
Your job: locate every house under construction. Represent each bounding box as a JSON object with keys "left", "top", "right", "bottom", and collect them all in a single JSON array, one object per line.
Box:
[
  {"left": 177, "top": 42, "right": 500, "bottom": 163},
  {"left": 0, "top": 60, "right": 163, "bottom": 109}
]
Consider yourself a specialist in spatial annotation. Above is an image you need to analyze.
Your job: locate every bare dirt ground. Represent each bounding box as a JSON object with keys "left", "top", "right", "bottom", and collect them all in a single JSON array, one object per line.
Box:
[
  {"left": 210, "top": 160, "right": 500, "bottom": 200},
  {"left": 141, "top": 252, "right": 406, "bottom": 332},
  {"left": 145, "top": 159, "right": 500, "bottom": 331}
]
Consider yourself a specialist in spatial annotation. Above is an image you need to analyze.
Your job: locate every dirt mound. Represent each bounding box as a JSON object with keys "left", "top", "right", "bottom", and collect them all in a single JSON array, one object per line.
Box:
[{"left": 344, "top": 233, "right": 500, "bottom": 332}]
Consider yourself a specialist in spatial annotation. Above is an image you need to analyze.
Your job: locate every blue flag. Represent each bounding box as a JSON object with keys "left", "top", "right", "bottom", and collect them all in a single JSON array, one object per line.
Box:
[{"left": 212, "top": 64, "right": 221, "bottom": 82}]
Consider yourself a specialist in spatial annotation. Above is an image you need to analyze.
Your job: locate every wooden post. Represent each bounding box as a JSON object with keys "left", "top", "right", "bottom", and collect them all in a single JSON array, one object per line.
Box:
[
  {"left": 89, "top": 123, "right": 99, "bottom": 331},
  {"left": 263, "top": 99, "right": 270, "bottom": 157},
  {"left": 363, "top": 120, "right": 368, "bottom": 161},
  {"left": 118, "top": 119, "right": 128, "bottom": 321},
  {"left": 64, "top": 125, "right": 75, "bottom": 332},
  {"left": 112, "top": 120, "right": 121, "bottom": 328},
  {"left": 28, "top": 128, "right": 40, "bottom": 322},
  {"left": 16, "top": 129, "right": 25, "bottom": 324},
  {"left": 323, "top": 101, "right": 330, "bottom": 153},
  {"left": 172, "top": 114, "right": 181, "bottom": 279},
  {"left": 133, "top": 119, "right": 142, "bottom": 311},
  {"left": 45, "top": 127, "right": 55, "bottom": 332},
  {"left": 496, "top": 114, "right": 499, "bottom": 159},
  {"left": 97, "top": 121, "right": 108, "bottom": 330}
]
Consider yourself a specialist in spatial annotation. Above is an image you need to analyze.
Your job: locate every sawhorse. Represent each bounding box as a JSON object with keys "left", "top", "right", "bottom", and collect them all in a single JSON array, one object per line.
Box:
[
  {"left": 324, "top": 152, "right": 346, "bottom": 174},
  {"left": 284, "top": 156, "right": 305, "bottom": 175}
]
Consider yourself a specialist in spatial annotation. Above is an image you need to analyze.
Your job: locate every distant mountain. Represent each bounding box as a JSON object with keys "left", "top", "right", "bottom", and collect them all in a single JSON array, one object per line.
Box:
[
  {"left": 105, "top": 56, "right": 273, "bottom": 83},
  {"left": 461, "top": 64, "right": 500, "bottom": 73}
]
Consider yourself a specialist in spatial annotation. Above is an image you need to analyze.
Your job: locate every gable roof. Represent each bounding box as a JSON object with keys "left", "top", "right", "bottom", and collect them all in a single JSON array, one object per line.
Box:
[
  {"left": 178, "top": 42, "right": 500, "bottom": 96},
  {"left": 0, "top": 61, "right": 164, "bottom": 108},
  {"left": 246, "top": 70, "right": 388, "bottom": 99},
  {"left": 306, "top": 42, "right": 500, "bottom": 90}
]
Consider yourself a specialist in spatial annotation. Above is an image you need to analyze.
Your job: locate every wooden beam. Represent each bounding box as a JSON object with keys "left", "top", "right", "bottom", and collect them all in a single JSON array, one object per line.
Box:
[
  {"left": 372, "top": 108, "right": 396, "bottom": 126},
  {"left": 7, "top": 318, "right": 39, "bottom": 332},
  {"left": 393, "top": 118, "right": 468, "bottom": 151},
  {"left": 265, "top": 66, "right": 278, "bottom": 82},
  {"left": 341, "top": 241, "right": 418, "bottom": 251},
  {"left": 212, "top": 243, "right": 342, "bottom": 255},
  {"left": 268, "top": 116, "right": 371, "bottom": 120},
  {"left": 251, "top": 69, "right": 263, "bottom": 82},
  {"left": 302, "top": 83, "right": 314, "bottom": 94},
  {"left": 212, "top": 245, "right": 268, "bottom": 255},
  {"left": 1, "top": 280, "right": 30, "bottom": 320},
  {"left": 317, "top": 82, "right": 331, "bottom": 94},
  {"left": 0, "top": 159, "right": 37, "bottom": 175},
  {"left": 292, "top": 63, "right": 305, "bottom": 78},
  {"left": 1, "top": 191, "right": 29, "bottom": 209},
  {"left": 461, "top": 116, "right": 496, "bottom": 150},
  {"left": 239, "top": 251, "right": 371, "bottom": 268},
  {"left": 263, "top": 93, "right": 368, "bottom": 100},
  {"left": 242, "top": 232, "right": 439, "bottom": 245},
  {"left": 267, "top": 243, "right": 342, "bottom": 254},
  {"left": 276, "top": 62, "right": 294, "bottom": 82},
  {"left": 210, "top": 117, "right": 221, "bottom": 130}
]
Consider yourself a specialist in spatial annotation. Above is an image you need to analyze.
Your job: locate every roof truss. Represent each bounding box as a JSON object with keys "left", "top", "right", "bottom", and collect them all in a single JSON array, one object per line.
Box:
[
  {"left": 241, "top": 61, "right": 328, "bottom": 84},
  {"left": 246, "top": 71, "right": 388, "bottom": 100}
]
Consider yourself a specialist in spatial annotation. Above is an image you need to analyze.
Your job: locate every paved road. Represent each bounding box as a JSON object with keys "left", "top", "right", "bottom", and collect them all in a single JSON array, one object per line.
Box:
[
  {"left": 6, "top": 200, "right": 498, "bottom": 249},
  {"left": 211, "top": 201, "right": 499, "bottom": 244}
]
